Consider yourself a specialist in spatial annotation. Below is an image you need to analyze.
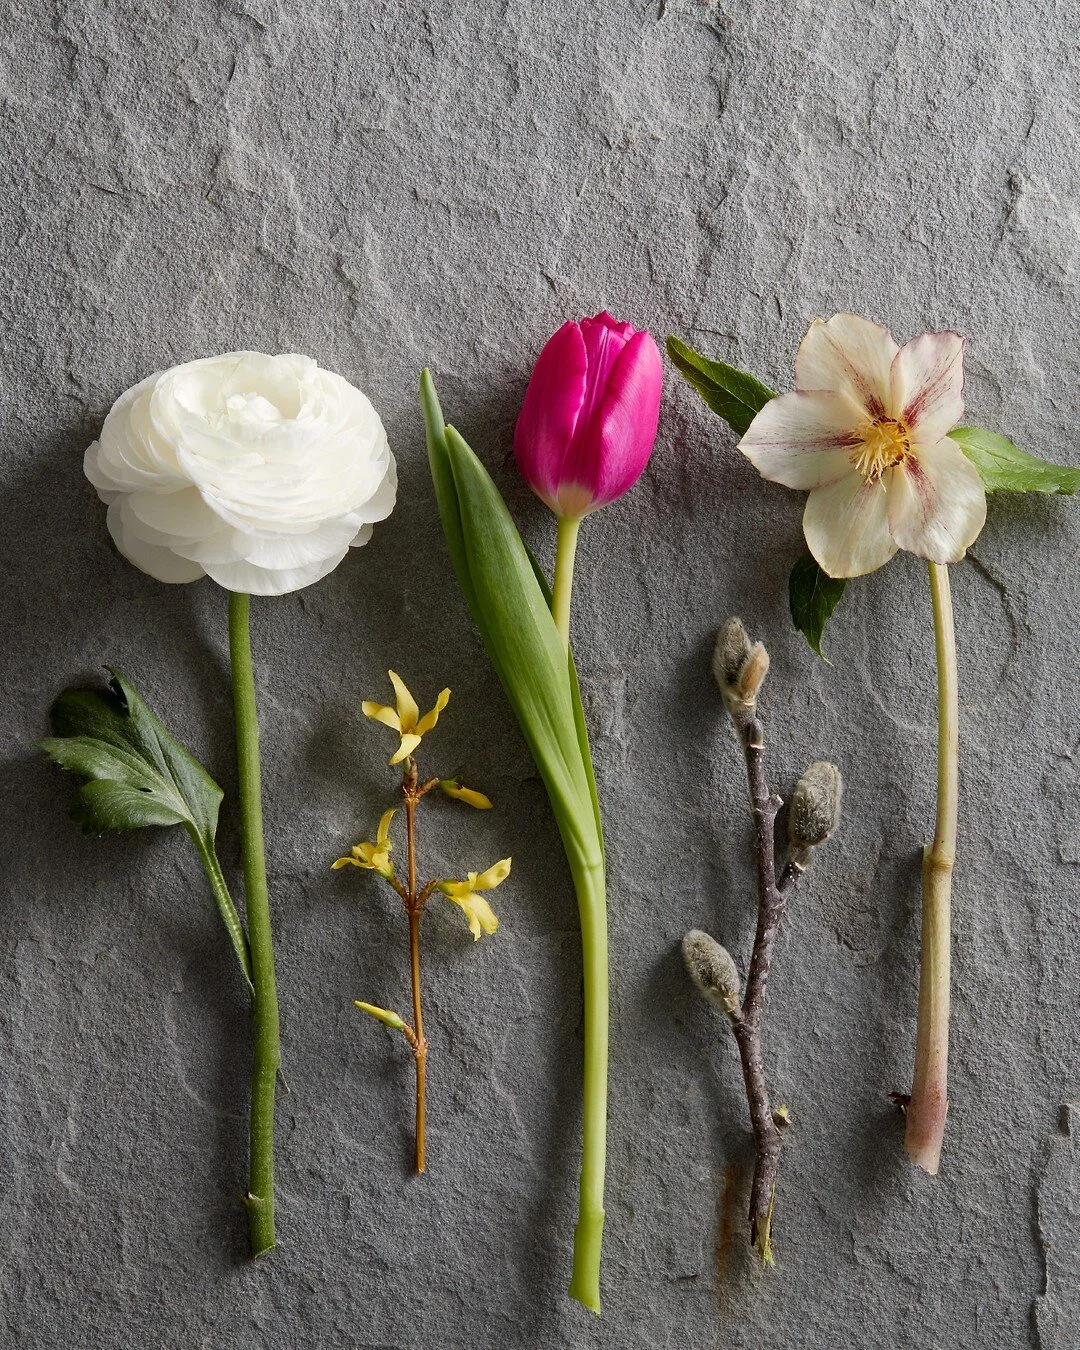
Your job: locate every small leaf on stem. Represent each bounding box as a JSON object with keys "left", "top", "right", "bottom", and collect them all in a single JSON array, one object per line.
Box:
[
  {"left": 666, "top": 336, "right": 776, "bottom": 437},
  {"left": 949, "top": 426, "right": 1080, "bottom": 495},
  {"left": 788, "top": 551, "right": 847, "bottom": 660}
]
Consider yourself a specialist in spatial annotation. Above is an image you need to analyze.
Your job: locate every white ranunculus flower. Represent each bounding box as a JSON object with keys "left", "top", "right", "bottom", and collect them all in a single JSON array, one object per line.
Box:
[
  {"left": 85, "top": 351, "right": 397, "bottom": 595},
  {"left": 738, "top": 313, "right": 987, "bottom": 578}
]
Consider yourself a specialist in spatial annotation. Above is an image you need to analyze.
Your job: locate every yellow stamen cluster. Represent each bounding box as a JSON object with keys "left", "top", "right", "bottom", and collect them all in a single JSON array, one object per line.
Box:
[{"left": 851, "top": 417, "right": 911, "bottom": 482}]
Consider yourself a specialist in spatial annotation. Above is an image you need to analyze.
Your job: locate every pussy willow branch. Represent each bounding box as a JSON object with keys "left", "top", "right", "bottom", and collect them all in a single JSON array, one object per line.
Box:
[{"left": 726, "top": 707, "right": 804, "bottom": 1261}]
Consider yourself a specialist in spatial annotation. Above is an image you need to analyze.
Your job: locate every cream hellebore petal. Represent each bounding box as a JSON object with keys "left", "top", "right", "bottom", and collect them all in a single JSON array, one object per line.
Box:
[
  {"left": 362, "top": 672, "right": 451, "bottom": 765},
  {"left": 439, "top": 858, "right": 510, "bottom": 940},
  {"left": 739, "top": 314, "right": 986, "bottom": 578},
  {"left": 85, "top": 352, "right": 397, "bottom": 596}
]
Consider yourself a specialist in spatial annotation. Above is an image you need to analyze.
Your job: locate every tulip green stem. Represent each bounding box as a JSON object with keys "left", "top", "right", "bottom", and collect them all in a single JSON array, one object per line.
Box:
[
  {"left": 552, "top": 516, "right": 582, "bottom": 651},
  {"left": 568, "top": 857, "right": 608, "bottom": 1313},
  {"left": 904, "top": 561, "right": 958, "bottom": 1174},
  {"left": 228, "top": 591, "right": 281, "bottom": 1255}
]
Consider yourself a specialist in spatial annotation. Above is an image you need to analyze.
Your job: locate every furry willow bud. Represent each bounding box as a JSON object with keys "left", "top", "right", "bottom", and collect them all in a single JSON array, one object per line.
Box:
[
  {"left": 713, "top": 617, "right": 769, "bottom": 716},
  {"left": 788, "top": 761, "right": 843, "bottom": 849},
  {"left": 682, "top": 929, "right": 741, "bottom": 1014}
]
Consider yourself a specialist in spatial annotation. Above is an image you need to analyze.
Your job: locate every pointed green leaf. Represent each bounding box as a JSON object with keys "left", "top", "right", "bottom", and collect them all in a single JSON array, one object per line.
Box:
[
  {"left": 41, "top": 670, "right": 222, "bottom": 838},
  {"left": 39, "top": 669, "right": 252, "bottom": 988},
  {"left": 667, "top": 335, "right": 776, "bottom": 437},
  {"left": 525, "top": 544, "right": 605, "bottom": 864},
  {"left": 788, "top": 551, "right": 847, "bottom": 660},
  {"left": 948, "top": 426, "right": 1080, "bottom": 495},
  {"left": 421, "top": 373, "right": 602, "bottom": 871}
]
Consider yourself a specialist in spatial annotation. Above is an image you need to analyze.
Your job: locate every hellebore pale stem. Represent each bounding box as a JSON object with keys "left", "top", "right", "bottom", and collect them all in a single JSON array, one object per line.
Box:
[
  {"left": 568, "top": 857, "right": 608, "bottom": 1313},
  {"left": 228, "top": 591, "right": 281, "bottom": 1254},
  {"left": 551, "top": 516, "right": 582, "bottom": 651},
  {"left": 905, "top": 562, "right": 958, "bottom": 1173}
]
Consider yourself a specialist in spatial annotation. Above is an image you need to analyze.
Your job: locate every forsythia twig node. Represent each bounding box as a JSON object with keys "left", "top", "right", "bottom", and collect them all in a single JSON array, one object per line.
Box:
[{"left": 334, "top": 671, "right": 510, "bottom": 1174}]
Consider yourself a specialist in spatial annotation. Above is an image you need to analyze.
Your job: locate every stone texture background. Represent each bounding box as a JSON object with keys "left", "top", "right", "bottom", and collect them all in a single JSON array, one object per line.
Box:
[{"left": 1, "top": 1, "right": 1077, "bottom": 1346}]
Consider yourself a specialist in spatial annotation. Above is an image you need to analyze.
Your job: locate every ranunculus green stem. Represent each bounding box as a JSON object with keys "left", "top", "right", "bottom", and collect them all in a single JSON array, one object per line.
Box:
[
  {"left": 905, "top": 561, "right": 958, "bottom": 1174},
  {"left": 568, "top": 856, "right": 607, "bottom": 1314},
  {"left": 552, "top": 516, "right": 582, "bottom": 651},
  {"left": 228, "top": 591, "right": 281, "bottom": 1255}
]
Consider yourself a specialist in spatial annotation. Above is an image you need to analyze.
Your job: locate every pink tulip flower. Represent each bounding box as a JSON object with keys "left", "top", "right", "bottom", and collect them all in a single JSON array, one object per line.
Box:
[{"left": 514, "top": 311, "right": 663, "bottom": 519}]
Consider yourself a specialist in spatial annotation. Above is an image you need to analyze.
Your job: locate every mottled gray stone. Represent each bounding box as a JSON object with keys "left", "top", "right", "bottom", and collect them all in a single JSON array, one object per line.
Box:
[{"left": 1, "top": 1, "right": 1077, "bottom": 1346}]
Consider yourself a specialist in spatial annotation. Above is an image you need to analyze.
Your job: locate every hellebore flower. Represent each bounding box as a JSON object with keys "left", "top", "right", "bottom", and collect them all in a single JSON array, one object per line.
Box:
[
  {"left": 738, "top": 313, "right": 986, "bottom": 578},
  {"left": 514, "top": 311, "right": 663, "bottom": 521},
  {"left": 362, "top": 671, "right": 451, "bottom": 766},
  {"left": 439, "top": 859, "right": 510, "bottom": 940},
  {"left": 331, "top": 807, "right": 397, "bottom": 878}
]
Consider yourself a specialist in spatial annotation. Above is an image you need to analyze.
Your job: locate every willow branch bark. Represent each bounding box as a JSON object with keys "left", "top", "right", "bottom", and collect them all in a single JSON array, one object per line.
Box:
[{"left": 728, "top": 709, "right": 792, "bottom": 1263}]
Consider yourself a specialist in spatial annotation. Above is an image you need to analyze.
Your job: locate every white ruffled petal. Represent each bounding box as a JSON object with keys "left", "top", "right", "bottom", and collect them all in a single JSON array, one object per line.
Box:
[
  {"left": 887, "top": 437, "right": 987, "bottom": 563},
  {"left": 740, "top": 392, "right": 859, "bottom": 489},
  {"left": 204, "top": 549, "right": 349, "bottom": 596},
  {"left": 890, "top": 331, "right": 965, "bottom": 444},
  {"left": 86, "top": 352, "right": 395, "bottom": 593},
  {"left": 106, "top": 500, "right": 205, "bottom": 584},
  {"left": 349, "top": 523, "right": 374, "bottom": 549},
  {"left": 794, "top": 314, "right": 899, "bottom": 419},
  {"left": 803, "top": 472, "right": 897, "bottom": 578}
]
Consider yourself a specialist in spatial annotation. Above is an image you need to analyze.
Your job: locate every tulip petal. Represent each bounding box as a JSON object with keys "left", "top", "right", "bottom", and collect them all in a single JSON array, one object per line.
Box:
[
  {"left": 794, "top": 314, "right": 898, "bottom": 419},
  {"left": 513, "top": 321, "right": 589, "bottom": 510},
  {"left": 803, "top": 473, "right": 897, "bottom": 578},
  {"left": 739, "top": 391, "right": 860, "bottom": 489},
  {"left": 573, "top": 329, "right": 663, "bottom": 512},
  {"left": 890, "top": 331, "right": 965, "bottom": 443},
  {"left": 887, "top": 437, "right": 987, "bottom": 563}
]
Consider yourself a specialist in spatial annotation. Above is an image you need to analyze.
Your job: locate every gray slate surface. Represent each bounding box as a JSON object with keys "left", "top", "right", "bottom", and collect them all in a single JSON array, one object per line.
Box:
[{"left": 1, "top": 2, "right": 1077, "bottom": 1347}]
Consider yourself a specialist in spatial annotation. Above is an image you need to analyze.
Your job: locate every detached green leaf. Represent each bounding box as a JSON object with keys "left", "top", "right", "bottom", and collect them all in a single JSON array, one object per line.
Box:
[
  {"left": 39, "top": 669, "right": 252, "bottom": 988},
  {"left": 666, "top": 335, "right": 776, "bottom": 437},
  {"left": 789, "top": 551, "right": 847, "bottom": 660},
  {"left": 948, "top": 426, "right": 1080, "bottom": 495},
  {"left": 42, "top": 669, "right": 222, "bottom": 837}
]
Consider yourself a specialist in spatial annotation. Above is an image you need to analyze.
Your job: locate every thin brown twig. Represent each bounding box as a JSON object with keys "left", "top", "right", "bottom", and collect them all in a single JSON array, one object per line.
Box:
[
  {"left": 402, "top": 761, "right": 429, "bottom": 1174},
  {"left": 727, "top": 708, "right": 788, "bottom": 1262}
]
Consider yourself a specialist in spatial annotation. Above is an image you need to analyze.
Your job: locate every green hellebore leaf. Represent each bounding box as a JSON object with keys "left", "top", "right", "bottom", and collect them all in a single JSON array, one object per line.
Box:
[
  {"left": 789, "top": 551, "right": 847, "bottom": 660},
  {"left": 420, "top": 371, "right": 603, "bottom": 872},
  {"left": 948, "top": 426, "right": 1080, "bottom": 495},
  {"left": 666, "top": 335, "right": 776, "bottom": 437},
  {"left": 39, "top": 669, "right": 252, "bottom": 988}
]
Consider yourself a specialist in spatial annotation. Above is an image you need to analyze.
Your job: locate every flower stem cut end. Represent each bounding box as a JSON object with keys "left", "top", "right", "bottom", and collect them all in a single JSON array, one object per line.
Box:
[
  {"left": 568, "top": 1206, "right": 605, "bottom": 1314},
  {"left": 752, "top": 1192, "right": 777, "bottom": 1267}
]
